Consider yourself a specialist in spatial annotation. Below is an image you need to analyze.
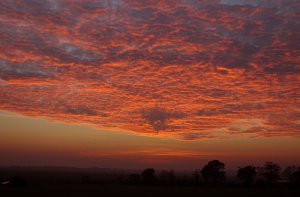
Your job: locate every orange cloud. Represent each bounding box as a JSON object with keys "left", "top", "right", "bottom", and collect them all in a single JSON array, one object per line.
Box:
[{"left": 0, "top": 0, "right": 299, "bottom": 140}]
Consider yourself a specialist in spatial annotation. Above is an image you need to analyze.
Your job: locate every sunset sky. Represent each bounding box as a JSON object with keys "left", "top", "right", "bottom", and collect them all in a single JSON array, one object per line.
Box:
[{"left": 0, "top": 0, "right": 299, "bottom": 170}]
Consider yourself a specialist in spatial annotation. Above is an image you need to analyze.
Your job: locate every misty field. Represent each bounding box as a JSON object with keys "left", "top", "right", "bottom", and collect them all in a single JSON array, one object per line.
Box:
[{"left": 1, "top": 184, "right": 300, "bottom": 197}]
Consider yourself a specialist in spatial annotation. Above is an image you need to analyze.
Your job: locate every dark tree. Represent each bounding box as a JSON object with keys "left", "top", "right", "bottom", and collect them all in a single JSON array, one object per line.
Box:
[
  {"left": 282, "top": 166, "right": 297, "bottom": 180},
  {"left": 201, "top": 160, "right": 225, "bottom": 184},
  {"left": 290, "top": 167, "right": 300, "bottom": 185},
  {"left": 282, "top": 166, "right": 300, "bottom": 185},
  {"left": 237, "top": 166, "right": 257, "bottom": 186},
  {"left": 141, "top": 168, "right": 156, "bottom": 184},
  {"left": 262, "top": 161, "right": 281, "bottom": 185}
]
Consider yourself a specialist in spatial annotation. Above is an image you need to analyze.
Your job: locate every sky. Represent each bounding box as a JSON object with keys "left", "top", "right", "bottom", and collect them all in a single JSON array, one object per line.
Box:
[{"left": 0, "top": 0, "right": 299, "bottom": 170}]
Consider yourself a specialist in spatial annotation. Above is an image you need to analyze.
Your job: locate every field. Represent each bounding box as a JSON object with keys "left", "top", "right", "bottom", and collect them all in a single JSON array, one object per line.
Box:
[
  {"left": 1, "top": 167, "right": 299, "bottom": 197},
  {"left": 1, "top": 184, "right": 300, "bottom": 197}
]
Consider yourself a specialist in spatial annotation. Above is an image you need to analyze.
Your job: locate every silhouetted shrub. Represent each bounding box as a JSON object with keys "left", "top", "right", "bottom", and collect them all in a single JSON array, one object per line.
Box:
[
  {"left": 261, "top": 162, "right": 281, "bottom": 186},
  {"left": 201, "top": 160, "right": 225, "bottom": 185},
  {"left": 282, "top": 166, "right": 297, "bottom": 180},
  {"left": 141, "top": 168, "right": 156, "bottom": 184},
  {"left": 237, "top": 166, "right": 257, "bottom": 186},
  {"left": 283, "top": 166, "right": 300, "bottom": 186},
  {"left": 291, "top": 167, "right": 300, "bottom": 185}
]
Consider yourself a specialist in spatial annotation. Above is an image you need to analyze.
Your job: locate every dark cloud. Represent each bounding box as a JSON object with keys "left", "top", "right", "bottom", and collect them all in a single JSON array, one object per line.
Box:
[
  {"left": 0, "top": 58, "right": 54, "bottom": 80},
  {"left": 223, "top": 103, "right": 265, "bottom": 111},
  {"left": 197, "top": 108, "right": 230, "bottom": 116},
  {"left": 64, "top": 105, "right": 101, "bottom": 116},
  {"left": 264, "top": 64, "right": 300, "bottom": 74},
  {"left": 141, "top": 108, "right": 185, "bottom": 131},
  {"left": 197, "top": 102, "right": 265, "bottom": 116}
]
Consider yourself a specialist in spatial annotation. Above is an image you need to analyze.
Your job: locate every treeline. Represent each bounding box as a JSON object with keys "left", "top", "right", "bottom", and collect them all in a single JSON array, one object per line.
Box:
[
  {"left": 1, "top": 161, "right": 300, "bottom": 188},
  {"left": 120, "top": 160, "right": 300, "bottom": 187}
]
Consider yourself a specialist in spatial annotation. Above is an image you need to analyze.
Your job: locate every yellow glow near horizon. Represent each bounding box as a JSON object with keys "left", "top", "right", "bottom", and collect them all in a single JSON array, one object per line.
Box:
[{"left": 1, "top": 110, "right": 300, "bottom": 169}]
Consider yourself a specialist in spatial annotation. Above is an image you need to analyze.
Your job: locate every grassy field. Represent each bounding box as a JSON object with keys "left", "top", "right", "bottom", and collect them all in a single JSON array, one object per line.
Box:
[{"left": 1, "top": 184, "right": 300, "bottom": 197}]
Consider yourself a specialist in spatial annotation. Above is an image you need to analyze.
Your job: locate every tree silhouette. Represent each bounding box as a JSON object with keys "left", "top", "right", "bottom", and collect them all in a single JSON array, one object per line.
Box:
[
  {"left": 201, "top": 160, "right": 225, "bottom": 184},
  {"left": 282, "top": 166, "right": 297, "bottom": 180},
  {"left": 237, "top": 166, "right": 257, "bottom": 186},
  {"left": 141, "top": 168, "right": 156, "bottom": 184},
  {"left": 290, "top": 167, "right": 300, "bottom": 185},
  {"left": 282, "top": 166, "right": 300, "bottom": 185},
  {"left": 262, "top": 161, "right": 281, "bottom": 185}
]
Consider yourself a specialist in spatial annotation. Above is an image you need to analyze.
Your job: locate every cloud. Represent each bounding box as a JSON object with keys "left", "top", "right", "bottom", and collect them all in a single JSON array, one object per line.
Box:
[
  {"left": 220, "top": 0, "right": 263, "bottom": 6},
  {"left": 0, "top": 58, "right": 54, "bottom": 80},
  {"left": 141, "top": 108, "right": 185, "bottom": 131},
  {"left": 264, "top": 64, "right": 300, "bottom": 74},
  {"left": 0, "top": 0, "right": 299, "bottom": 139},
  {"left": 64, "top": 105, "right": 104, "bottom": 117}
]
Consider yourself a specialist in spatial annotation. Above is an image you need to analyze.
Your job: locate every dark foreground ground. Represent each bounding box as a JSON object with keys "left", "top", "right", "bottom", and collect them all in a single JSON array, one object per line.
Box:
[
  {"left": 1, "top": 184, "right": 300, "bottom": 197},
  {"left": 1, "top": 167, "right": 299, "bottom": 197}
]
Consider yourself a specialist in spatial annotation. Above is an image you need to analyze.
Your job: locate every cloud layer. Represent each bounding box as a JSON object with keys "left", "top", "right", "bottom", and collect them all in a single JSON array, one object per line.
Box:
[{"left": 0, "top": 0, "right": 299, "bottom": 139}]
